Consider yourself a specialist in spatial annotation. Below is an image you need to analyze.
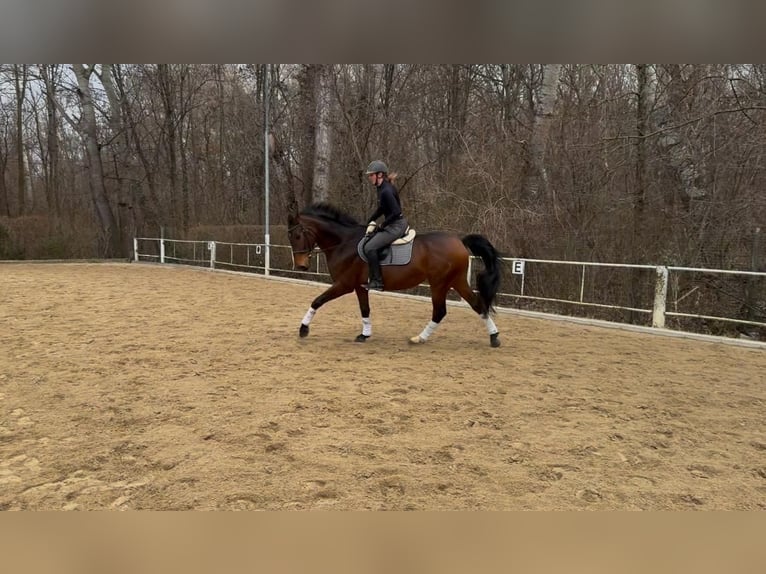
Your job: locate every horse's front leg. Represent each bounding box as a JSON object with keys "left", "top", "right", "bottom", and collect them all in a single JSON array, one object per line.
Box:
[
  {"left": 354, "top": 286, "right": 371, "bottom": 342},
  {"left": 299, "top": 282, "right": 354, "bottom": 338},
  {"left": 409, "top": 285, "right": 448, "bottom": 344}
]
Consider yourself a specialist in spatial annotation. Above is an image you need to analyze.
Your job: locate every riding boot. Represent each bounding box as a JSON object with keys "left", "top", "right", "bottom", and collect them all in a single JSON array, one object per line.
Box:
[{"left": 365, "top": 251, "right": 384, "bottom": 291}]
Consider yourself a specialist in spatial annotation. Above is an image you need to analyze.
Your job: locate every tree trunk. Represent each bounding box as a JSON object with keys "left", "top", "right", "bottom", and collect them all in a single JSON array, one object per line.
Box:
[
  {"left": 40, "top": 64, "right": 60, "bottom": 218},
  {"left": 298, "top": 65, "right": 318, "bottom": 207},
  {"left": 179, "top": 68, "right": 190, "bottom": 230},
  {"left": 13, "top": 64, "right": 27, "bottom": 216},
  {"left": 629, "top": 64, "right": 650, "bottom": 323},
  {"left": 633, "top": 64, "right": 649, "bottom": 259},
  {"left": 0, "top": 142, "right": 8, "bottom": 217},
  {"left": 265, "top": 67, "right": 300, "bottom": 220},
  {"left": 526, "top": 63, "right": 561, "bottom": 198},
  {"left": 72, "top": 64, "right": 121, "bottom": 257},
  {"left": 741, "top": 226, "right": 763, "bottom": 330},
  {"left": 658, "top": 65, "right": 706, "bottom": 204},
  {"left": 215, "top": 64, "right": 225, "bottom": 223},
  {"left": 158, "top": 65, "right": 180, "bottom": 229},
  {"left": 116, "top": 66, "right": 160, "bottom": 237},
  {"left": 312, "top": 65, "right": 333, "bottom": 203},
  {"left": 101, "top": 64, "right": 141, "bottom": 255}
]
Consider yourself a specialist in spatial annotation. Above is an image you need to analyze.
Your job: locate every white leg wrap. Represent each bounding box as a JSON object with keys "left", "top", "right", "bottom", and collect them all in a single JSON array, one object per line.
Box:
[
  {"left": 301, "top": 307, "right": 316, "bottom": 326},
  {"left": 483, "top": 315, "right": 498, "bottom": 335},
  {"left": 362, "top": 317, "right": 372, "bottom": 336},
  {"left": 418, "top": 320, "right": 439, "bottom": 341}
]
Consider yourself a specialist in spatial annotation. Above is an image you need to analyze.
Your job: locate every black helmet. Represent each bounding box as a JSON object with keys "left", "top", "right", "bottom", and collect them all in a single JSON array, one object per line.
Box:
[{"left": 365, "top": 160, "right": 388, "bottom": 175}]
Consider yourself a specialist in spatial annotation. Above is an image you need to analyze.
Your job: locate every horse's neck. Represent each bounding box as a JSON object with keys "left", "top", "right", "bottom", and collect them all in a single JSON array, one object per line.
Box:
[
  {"left": 311, "top": 222, "right": 359, "bottom": 258},
  {"left": 310, "top": 221, "right": 354, "bottom": 247},
  {"left": 313, "top": 226, "right": 343, "bottom": 249}
]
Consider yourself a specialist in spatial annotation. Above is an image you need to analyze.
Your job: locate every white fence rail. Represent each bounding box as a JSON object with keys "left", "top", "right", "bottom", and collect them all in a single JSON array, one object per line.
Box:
[{"left": 134, "top": 237, "right": 766, "bottom": 339}]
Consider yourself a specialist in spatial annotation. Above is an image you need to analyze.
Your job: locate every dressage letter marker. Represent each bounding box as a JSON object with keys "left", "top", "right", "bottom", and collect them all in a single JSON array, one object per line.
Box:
[{"left": 512, "top": 260, "right": 525, "bottom": 275}]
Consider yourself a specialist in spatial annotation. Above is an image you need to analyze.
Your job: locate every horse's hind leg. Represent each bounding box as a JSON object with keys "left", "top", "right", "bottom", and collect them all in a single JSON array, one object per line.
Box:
[
  {"left": 452, "top": 274, "right": 501, "bottom": 347},
  {"left": 409, "top": 285, "right": 449, "bottom": 344}
]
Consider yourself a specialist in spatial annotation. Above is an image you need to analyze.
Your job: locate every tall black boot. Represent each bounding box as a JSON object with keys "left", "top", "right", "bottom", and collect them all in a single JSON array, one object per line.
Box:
[{"left": 365, "top": 251, "right": 384, "bottom": 291}]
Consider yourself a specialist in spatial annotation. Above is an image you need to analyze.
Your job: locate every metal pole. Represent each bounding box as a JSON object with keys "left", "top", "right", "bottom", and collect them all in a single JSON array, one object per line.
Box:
[{"left": 264, "top": 64, "right": 271, "bottom": 276}]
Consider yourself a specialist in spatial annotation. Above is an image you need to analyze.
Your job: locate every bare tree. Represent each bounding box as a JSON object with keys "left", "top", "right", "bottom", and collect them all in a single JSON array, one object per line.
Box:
[
  {"left": 526, "top": 63, "right": 561, "bottom": 199},
  {"left": 0, "top": 105, "right": 10, "bottom": 217},
  {"left": 12, "top": 64, "right": 28, "bottom": 215},
  {"left": 296, "top": 65, "right": 318, "bottom": 207},
  {"left": 656, "top": 65, "right": 707, "bottom": 205},
  {"left": 1, "top": 61, "right": 764, "bottom": 306},
  {"left": 38, "top": 65, "right": 61, "bottom": 218},
  {"left": 69, "top": 65, "right": 120, "bottom": 256},
  {"left": 312, "top": 65, "right": 333, "bottom": 203}
]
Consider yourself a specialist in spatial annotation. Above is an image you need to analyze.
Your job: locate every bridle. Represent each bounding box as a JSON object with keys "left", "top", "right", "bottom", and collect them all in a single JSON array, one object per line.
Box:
[{"left": 287, "top": 223, "right": 318, "bottom": 256}]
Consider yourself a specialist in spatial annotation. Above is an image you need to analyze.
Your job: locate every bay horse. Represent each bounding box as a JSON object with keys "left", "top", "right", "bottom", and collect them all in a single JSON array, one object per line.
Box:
[{"left": 287, "top": 202, "right": 502, "bottom": 347}]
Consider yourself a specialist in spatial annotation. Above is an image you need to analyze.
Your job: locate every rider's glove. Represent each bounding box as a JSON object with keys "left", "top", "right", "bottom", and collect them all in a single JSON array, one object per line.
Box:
[{"left": 365, "top": 222, "right": 377, "bottom": 236}]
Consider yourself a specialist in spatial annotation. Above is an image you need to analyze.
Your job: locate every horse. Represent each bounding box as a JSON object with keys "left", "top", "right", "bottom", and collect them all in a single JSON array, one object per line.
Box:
[{"left": 287, "top": 202, "right": 503, "bottom": 347}]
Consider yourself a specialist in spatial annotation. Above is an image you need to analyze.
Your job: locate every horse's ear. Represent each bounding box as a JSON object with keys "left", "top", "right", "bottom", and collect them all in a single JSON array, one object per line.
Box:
[{"left": 287, "top": 212, "right": 297, "bottom": 227}]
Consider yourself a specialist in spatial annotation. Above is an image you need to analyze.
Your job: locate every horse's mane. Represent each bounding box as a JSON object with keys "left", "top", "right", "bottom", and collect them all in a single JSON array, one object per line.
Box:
[{"left": 301, "top": 202, "right": 361, "bottom": 227}]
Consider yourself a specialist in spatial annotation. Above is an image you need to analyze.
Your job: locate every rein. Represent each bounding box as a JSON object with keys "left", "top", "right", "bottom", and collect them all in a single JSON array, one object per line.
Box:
[{"left": 288, "top": 222, "right": 363, "bottom": 256}]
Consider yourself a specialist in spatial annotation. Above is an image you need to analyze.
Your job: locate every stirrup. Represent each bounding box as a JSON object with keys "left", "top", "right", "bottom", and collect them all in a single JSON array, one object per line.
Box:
[{"left": 364, "top": 280, "right": 384, "bottom": 291}]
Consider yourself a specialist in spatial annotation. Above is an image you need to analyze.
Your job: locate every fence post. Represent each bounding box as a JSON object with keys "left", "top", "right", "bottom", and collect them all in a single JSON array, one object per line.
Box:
[
  {"left": 209, "top": 241, "right": 216, "bottom": 269},
  {"left": 652, "top": 266, "right": 668, "bottom": 328},
  {"left": 133, "top": 238, "right": 138, "bottom": 262},
  {"left": 264, "top": 235, "right": 271, "bottom": 276},
  {"left": 160, "top": 239, "right": 165, "bottom": 264}
]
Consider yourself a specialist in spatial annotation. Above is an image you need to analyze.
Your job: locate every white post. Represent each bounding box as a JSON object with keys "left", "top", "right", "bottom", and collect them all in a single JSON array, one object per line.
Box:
[
  {"left": 467, "top": 256, "right": 472, "bottom": 285},
  {"left": 652, "top": 266, "right": 668, "bottom": 328},
  {"left": 264, "top": 237, "right": 271, "bottom": 276},
  {"left": 209, "top": 241, "right": 216, "bottom": 269},
  {"left": 160, "top": 239, "right": 165, "bottom": 264},
  {"left": 264, "top": 64, "right": 271, "bottom": 277},
  {"left": 520, "top": 263, "right": 526, "bottom": 295},
  {"left": 133, "top": 238, "right": 138, "bottom": 262}
]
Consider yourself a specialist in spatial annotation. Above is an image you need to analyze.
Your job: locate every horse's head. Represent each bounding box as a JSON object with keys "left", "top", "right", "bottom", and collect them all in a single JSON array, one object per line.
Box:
[{"left": 287, "top": 214, "right": 315, "bottom": 271}]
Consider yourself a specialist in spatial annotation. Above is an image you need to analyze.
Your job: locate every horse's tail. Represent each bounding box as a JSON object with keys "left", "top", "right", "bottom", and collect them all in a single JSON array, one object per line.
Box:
[{"left": 462, "top": 234, "right": 502, "bottom": 315}]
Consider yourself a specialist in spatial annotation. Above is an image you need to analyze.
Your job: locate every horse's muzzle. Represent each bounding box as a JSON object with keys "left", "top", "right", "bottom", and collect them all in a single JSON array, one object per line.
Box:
[{"left": 293, "top": 253, "right": 311, "bottom": 271}]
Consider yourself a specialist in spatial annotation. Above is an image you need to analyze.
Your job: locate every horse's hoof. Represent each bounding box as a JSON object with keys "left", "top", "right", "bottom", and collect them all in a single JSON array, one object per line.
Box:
[
  {"left": 409, "top": 335, "right": 425, "bottom": 344},
  {"left": 299, "top": 324, "right": 309, "bottom": 338},
  {"left": 354, "top": 334, "right": 369, "bottom": 343},
  {"left": 490, "top": 333, "right": 500, "bottom": 347}
]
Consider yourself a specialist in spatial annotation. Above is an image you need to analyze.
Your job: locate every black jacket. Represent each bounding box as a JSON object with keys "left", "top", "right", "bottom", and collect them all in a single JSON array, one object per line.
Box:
[{"left": 367, "top": 180, "right": 403, "bottom": 228}]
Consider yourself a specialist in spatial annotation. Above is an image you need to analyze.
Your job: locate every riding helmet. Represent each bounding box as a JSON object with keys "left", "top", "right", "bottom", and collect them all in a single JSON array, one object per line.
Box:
[{"left": 365, "top": 160, "right": 388, "bottom": 175}]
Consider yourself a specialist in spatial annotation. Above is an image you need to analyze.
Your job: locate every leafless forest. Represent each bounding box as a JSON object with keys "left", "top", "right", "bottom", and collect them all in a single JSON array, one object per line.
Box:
[{"left": 1, "top": 65, "right": 764, "bottom": 332}]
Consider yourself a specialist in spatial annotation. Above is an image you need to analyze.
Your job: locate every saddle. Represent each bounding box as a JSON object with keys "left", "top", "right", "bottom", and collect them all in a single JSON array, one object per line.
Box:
[{"left": 357, "top": 228, "right": 417, "bottom": 266}]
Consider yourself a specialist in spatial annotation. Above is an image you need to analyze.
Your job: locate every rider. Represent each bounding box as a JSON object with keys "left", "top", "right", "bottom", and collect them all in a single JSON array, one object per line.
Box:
[{"left": 362, "top": 160, "right": 408, "bottom": 291}]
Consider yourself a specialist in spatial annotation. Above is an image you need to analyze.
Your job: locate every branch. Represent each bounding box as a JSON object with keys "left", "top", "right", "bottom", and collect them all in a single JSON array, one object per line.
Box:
[
  {"left": 604, "top": 106, "right": 766, "bottom": 142},
  {"left": 41, "top": 65, "right": 80, "bottom": 133},
  {"left": 728, "top": 79, "right": 759, "bottom": 125}
]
